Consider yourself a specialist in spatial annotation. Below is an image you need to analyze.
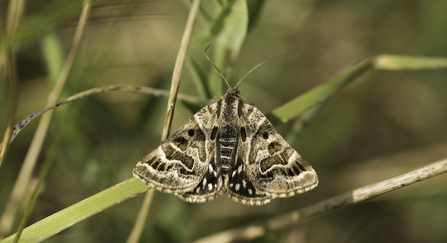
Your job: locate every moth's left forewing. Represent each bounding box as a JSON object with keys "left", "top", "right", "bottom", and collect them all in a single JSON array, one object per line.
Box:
[
  {"left": 244, "top": 104, "right": 318, "bottom": 198},
  {"left": 133, "top": 104, "right": 214, "bottom": 194},
  {"left": 175, "top": 102, "right": 224, "bottom": 203}
]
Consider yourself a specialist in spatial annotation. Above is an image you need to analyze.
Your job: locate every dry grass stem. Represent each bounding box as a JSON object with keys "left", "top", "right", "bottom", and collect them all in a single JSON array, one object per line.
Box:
[
  {"left": 0, "top": 0, "right": 25, "bottom": 169},
  {"left": 0, "top": 2, "right": 91, "bottom": 238},
  {"left": 127, "top": 0, "right": 203, "bottom": 242},
  {"left": 125, "top": 190, "right": 155, "bottom": 243},
  {"left": 193, "top": 158, "right": 447, "bottom": 243},
  {"left": 161, "top": 0, "right": 203, "bottom": 142},
  {"left": 3, "top": 85, "right": 209, "bottom": 146},
  {"left": 0, "top": 56, "right": 18, "bottom": 170}
]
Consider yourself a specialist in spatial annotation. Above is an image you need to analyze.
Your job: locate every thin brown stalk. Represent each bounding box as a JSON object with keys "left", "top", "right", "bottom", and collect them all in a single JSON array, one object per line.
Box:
[
  {"left": 0, "top": 55, "right": 18, "bottom": 170},
  {"left": 5, "top": 0, "right": 25, "bottom": 35},
  {"left": 0, "top": 2, "right": 91, "bottom": 238},
  {"left": 126, "top": 0, "right": 203, "bottom": 242},
  {"left": 161, "top": 0, "right": 203, "bottom": 141},
  {"left": 125, "top": 190, "right": 155, "bottom": 243},
  {"left": 5, "top": 85, "right": 209, "bottom": 146},
  {"left": 193, "top": 158, "right": 447, "bottom": 243},
  {"left": 0, "top": 0, "right": 25, "bottom": 169}
]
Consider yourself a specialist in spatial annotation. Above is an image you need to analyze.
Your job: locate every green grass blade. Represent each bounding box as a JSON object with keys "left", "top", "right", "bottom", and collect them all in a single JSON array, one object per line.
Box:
[
  {"left": 41, "top": 33, "right": 64, "bottom": 83},
  {"left": 12, "top": 136, "right": 63, "bottom": 243},
  {"left": 374, "top": 55, "right": 447, "bottom": 70},
  {"left": 1, "top": 178, "right": 148, "bottom": 243},
  {"left": 267, "top": 59, "right": 374, "bottom": 125},
  {"left": 268, "top": 55, "right": 447, "bottom": 126}
]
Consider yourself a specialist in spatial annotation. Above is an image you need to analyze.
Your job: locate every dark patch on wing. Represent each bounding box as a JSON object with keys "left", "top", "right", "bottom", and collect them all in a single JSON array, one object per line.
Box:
[
  {"left": 177, "top": 156, "right": 220, "bottom": 200},
  {"left": 188, "top": 129, "right": 195, "bottom": 137},
  {"left": 292, "top": 165, "right": 301, "bottom": 175},
  {"left": 165, "top": 145, "right": 194, "bottom": 170},
  {"left": 260, "top": 156, "right": 287, "bottom": 173},
  {"left": 240, "top": 127, "right": 246, "bottom": 142},
  {"left": 172, "top": 136, "right": 188, "bottom": 151},
  {"left": 148, "top": 155, "right": 161, "bottom": 170},
  {"left": 229, "top": 156, "right": 270, "bottom": 203},
  {"left": 297, "top": 162, "right": 306, "bottom": 172},
  {"left": 262, "top": 132, "right": 269, "bottom": 139},
  {"left": 268, "top": 142, "right": 282, "bottom": 155},
  {"left": 195, "top": 128, "right": 206, "bottom": 141}
]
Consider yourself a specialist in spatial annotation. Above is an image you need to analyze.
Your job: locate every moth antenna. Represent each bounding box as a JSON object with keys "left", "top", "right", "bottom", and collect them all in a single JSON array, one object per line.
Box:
[
  {"left": 205, "top": 45, "right": 231, "bottom": 88},
  {"left": 235, "top": 55, "right": 286, "bottom": 88}
]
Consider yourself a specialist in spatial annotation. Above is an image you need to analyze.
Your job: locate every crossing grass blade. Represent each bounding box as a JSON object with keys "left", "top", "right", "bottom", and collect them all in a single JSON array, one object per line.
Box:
[
  {"left": 267, "top": 55, "right": 447, "bottom": 126},
  {"left": 0, "top": 178, "right": 148, "bottom": 243}
]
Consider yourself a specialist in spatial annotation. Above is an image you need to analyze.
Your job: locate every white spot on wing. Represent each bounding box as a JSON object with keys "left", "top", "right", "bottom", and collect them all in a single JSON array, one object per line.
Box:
[
  {"left": 242, "top": 180, "right": 247, "bottom": 188},
  {"left": 238, "top": 165, "right": 242, "bottom": 173},
  {"left": 248, "top": 189, "right": 253, "bottom": 195},
  {"left": 208, "top": 183, "right": 213, "bottom": 191},
  {"left": 235, "top": 183, "right": 240, "bottom": 191}
]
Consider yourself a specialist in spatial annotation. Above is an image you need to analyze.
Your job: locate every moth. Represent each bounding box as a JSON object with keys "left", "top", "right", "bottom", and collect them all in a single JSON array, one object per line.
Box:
[{"left": 133, "top": 56, "right": 318, "bottom": 206}]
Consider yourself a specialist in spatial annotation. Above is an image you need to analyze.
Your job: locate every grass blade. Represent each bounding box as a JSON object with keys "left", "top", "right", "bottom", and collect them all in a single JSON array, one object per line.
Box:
[
  {"left": 267, "top": 59, "right": 374, "bottom": 125},
  {"left": 0, "top": 178, "right": 148, "bottom": 243}
]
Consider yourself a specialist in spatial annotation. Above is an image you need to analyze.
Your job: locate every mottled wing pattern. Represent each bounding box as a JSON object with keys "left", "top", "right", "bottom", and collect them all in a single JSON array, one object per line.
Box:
[
  {"left": 229, "top": 103, "right": 318, "bottom": 205},
  {"left": 229, "top": 104, "right": 272, "bottom": 205},
  {"left": 133, "top": 103, "right": 218, "bottom": 199},
  {"left": 175, "top": 103, "right": 224, "bottom": 203}
]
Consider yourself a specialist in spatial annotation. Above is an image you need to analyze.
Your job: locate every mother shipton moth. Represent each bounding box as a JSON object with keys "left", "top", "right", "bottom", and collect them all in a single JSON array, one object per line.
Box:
[{"left": 133, "top": 51, "right": 318, "bottom": 205}]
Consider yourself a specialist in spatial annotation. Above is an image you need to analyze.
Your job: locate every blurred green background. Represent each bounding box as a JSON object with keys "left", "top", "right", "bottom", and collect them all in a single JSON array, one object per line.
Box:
[{"left": 1, "top": 0, "right": 447, "bottom": 242}]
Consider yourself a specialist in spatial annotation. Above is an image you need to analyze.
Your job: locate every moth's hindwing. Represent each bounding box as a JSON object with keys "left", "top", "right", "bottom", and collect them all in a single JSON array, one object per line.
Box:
[
  {"left": 175, "top": 153, "right": 223, "bottom": 203},
  {"left": 242, "top": 104, "right": 318, "bottom": 198},
  {"left": 133, "top": 104, "right": 215, "bottom": 194}
]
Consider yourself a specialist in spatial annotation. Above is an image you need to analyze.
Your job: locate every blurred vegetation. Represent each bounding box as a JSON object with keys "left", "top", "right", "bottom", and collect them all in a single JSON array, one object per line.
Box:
[{"left": 1, "top": 0, "right": 447, "bottom": 242}]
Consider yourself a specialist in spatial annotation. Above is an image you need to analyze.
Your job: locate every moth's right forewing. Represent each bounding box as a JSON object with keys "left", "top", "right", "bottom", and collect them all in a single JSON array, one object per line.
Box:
[
  {"left": 243, "top": 105, "right": 318, "bottom": 197},
  {"left": 228, "top": 104, "right": 273, "bottom": 205}
]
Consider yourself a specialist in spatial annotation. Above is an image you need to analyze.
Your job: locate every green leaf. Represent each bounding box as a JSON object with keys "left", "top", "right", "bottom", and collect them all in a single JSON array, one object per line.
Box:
[
  {"left": 186, "top": 56, "right": 212, "bottom": 99},
  {"left": 1, "top": 178, "right": 148, "bottom": 243},
  {"left": 247, "top": 0, "right": 266, "bottom": 32},
  {"left": 199, "top": 0, "right": 248, "bottom": 97}
]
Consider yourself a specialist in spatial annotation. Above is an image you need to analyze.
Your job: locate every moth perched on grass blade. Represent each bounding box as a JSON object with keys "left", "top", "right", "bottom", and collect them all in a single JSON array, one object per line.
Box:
[{"left": 133, "top": 51, "right": 318, "bottom": 205}]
